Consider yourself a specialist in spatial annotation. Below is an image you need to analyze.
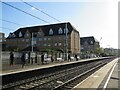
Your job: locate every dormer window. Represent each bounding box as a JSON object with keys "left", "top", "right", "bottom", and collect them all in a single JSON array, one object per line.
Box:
[
  {"left": 19, "top": 32, "right": 22, "bottom": 37},
  {"left": 49, "top": 28, "right": 53, "bottom": 35},
  {"left": 26, "top": 33, "right": 29, "bottom": 37},
  {"left": 64, "top": 28, "right": 68, "bottom": 34},
  {"left": 12, "top": 33, "right": 16, "bottom": 37},
  {"left": 90, "top": 41, "right": 93, "bottom": 44},
  {"left": 38, "top": 31, "right": 42, "bottom": 36},
  {"left": 58, "top": 28, "right": 63, "bottom": 34}
]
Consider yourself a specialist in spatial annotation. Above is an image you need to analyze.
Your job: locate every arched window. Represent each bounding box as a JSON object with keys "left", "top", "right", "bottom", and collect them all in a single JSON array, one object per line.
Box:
[
  {"left": 58, "top": 28, "right": 63, "bottom": 34},
  {"left": 64, "top": 28, "right": 68, "bottom": 34},
  {"left": 19, "top": 32, "right": 22, "bottom": 37},
  {"left": 49, "top": 28, "right": 53, "bottom": 35}
]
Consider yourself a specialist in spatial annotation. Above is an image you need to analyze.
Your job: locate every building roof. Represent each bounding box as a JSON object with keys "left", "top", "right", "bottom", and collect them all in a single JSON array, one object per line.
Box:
[
  {"left": 80, "top": 36, "right": 99, "bottom": 45},
  {"left": 7, "top": 22, "right": 79, "bottom": 39}
]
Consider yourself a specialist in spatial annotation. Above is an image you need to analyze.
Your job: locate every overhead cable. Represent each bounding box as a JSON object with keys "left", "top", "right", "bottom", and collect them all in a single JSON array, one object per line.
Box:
[
  {"left": 21, "top": 0, "right": 61, "bottom": 22},
  {"left": 0, "top": 1, "right": 49, "bottom": 23},
  {"left": 0, "top": 19, "right": 23, "bottom": 26}
]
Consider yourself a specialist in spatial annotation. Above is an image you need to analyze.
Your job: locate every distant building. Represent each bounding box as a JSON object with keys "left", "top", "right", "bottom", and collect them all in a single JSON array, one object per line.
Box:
[
  {"left": 104, "top": 48, "right": 119, "bottom": 56},
  {"left": 0, "top": 32, "right": 6, "bottom": 51},
  {"left": 6, "top": 22, "right": 80, "bottom": 55},
  {"left": 80, "top": 36, "right": 100, "bottom": 53}
]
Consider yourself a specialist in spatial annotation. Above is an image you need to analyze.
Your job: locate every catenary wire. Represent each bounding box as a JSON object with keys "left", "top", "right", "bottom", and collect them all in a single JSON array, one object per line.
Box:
[
  {"left": 21, "top": 0, "right": 61, "bottom": 22},
  {"left": 0, "top": 1, "right": 49, "bottom": 23},
  {"left": 0, "top": 19, "right": 23, "bottom": 26}
]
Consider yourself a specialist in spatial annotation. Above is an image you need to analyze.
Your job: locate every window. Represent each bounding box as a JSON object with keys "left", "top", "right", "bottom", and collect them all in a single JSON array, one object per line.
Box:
[
  {"left": 59, "top": 43, "right": 62, "bottom": 46},
  {"left": 48, "top": 44, "right": 51, "bottom": 46},
  {"left": 12, "top": 33, "right": 16, "bottom": 37},
  {"left": 26, "top": 33, "right": 29, "bottom": 37},
  {"left": 33, "top": 37, "right": 36, "bottom": 41},
  {"left": 39, "top": 44, "right": 42, "bottom": 46},
  {"left": 44, "top": 44, "right": 47, "bottom": 46},
  {"left": 25, "top": 31, "right": 30, "bottom": 37},
  {"left": 49, "top": 29, "right": 53, "bottom": 35},
  {"left": 39, "top": 38, "right": 42, "bottom": 41},
  {"left": 26, "top": 39, "right": 29, "bottom": 42},
  {"left": 48, "top": 37, "right": 51, "bottom": 40},
  {"left": 44, "top": 38, "right": 47, "bottom": 41},
  {"left": 64, "top": 28, "right": 68, "bottom": 34},
  {"left": 38, "top": 31, "right": 42, "bottom": 35},
  {"left": 19, "top": 32, "right": 22, "bottom": 37},
  {"left": 54, "top": 43, "right": 57, "bottom": 46},
  {"left": 58, "top": 28, "right": 63, "bottom": 34},
  {"left": 90, "top": 41, "right": 93, "bottom": 44},
  {"left": 33, "top": 44, "right": 36, "bottom": 47}
]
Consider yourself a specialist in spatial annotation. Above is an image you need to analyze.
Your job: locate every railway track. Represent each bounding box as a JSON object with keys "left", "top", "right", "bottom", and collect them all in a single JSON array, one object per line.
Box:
[{"left": 2, "top": 58, "right": 113, "bottom": 90}]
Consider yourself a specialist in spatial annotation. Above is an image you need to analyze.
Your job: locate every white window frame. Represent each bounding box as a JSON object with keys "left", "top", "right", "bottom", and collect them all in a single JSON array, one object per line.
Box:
[
  {"left": 19, "top": 32, "right": 22, "bottom": 37},
  {"left": 49, "top": 28, "right": 53, "bottom": 35},
  {"left": 58, "top": 28, "right": 63, "bottom": 34},
  {"left": 12, "top": 33, "right": 16, "bottom": 37}
]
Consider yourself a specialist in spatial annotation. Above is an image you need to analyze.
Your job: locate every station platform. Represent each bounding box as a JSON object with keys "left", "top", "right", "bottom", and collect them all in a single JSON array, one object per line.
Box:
[
  {"left": 1, "top": 57, "right": 110, "bottom": 75},
  {"left": 72, "top": 58, "right": 119, "bottom": 90}
]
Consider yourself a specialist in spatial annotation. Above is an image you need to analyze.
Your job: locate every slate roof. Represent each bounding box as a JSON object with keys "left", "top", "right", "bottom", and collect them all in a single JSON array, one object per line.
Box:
[
  {"left": 7, "top": 22, "right": 79, "bottom": 39},
  {"left": 80, "top": 36, "right": 99, "bottom": 45}
]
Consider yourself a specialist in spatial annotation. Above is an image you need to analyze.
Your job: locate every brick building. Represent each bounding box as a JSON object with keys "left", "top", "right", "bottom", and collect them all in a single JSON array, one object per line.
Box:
[
  {"left": 80, "top": 36, "right": 100, "bottom": 53},
  {"left": 6, "top": 22, "right": 80, "bottom": 55}
]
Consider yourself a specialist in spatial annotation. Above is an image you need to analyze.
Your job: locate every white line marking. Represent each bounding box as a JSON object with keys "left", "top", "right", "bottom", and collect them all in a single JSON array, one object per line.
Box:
[{"left": 103, "top": 62, "right": 117, "bottom": 90}]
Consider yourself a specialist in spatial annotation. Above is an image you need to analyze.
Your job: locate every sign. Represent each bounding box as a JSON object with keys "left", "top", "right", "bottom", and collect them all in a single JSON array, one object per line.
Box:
[{"left": 31, "top": 52, "right": 36, "bottom": 58}]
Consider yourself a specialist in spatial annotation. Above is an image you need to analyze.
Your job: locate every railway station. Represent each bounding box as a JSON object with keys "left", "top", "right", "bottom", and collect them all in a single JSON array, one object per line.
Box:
[
  {"left": 0, "top": 1, "right": 119, "bottom": 90},
  {"left": 1, "top": 57, "right": 119, "bottom": 90}
]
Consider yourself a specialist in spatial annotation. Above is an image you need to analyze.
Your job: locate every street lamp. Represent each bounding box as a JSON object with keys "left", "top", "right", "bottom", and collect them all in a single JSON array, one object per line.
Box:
[
  {"left": 65, "top": 23, "right": 68, "bottom": 60},
  {"left": 31, "top": 33, "right": 33, "bottom": 52}
]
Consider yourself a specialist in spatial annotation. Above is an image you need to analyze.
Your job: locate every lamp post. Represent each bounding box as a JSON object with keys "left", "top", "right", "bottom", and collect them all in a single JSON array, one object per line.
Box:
[
  {"left": 65, "top": 23, "right": 68, "bottom": 60},
  {"left": 31, "top": 33, "right": 33, "bottom": 52}
]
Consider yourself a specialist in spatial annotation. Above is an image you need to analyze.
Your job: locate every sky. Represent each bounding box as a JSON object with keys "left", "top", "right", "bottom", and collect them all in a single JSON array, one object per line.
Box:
[{"left": 0, "top": 0, "right": 119, "bottom": 49}]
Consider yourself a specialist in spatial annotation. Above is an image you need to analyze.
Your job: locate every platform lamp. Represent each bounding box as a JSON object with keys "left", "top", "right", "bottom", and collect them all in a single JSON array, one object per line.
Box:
[
  {"left": 31, "top": 32, "right": 33, "bottom": 52},
  {"left": 65, "top": 23, "right": 68, "bottom": 60}
]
